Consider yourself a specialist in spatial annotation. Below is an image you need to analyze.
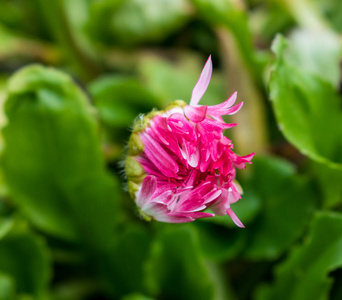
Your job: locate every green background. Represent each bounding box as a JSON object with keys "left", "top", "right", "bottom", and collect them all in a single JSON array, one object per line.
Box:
[{"left": 0, "top": 0, "right": 342, "bottom": 299}]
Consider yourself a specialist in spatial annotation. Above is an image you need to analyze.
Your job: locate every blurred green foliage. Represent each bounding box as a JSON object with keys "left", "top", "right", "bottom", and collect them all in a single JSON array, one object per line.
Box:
[{"left": 0, "top": 0, "right": 342, "bottom": 299}]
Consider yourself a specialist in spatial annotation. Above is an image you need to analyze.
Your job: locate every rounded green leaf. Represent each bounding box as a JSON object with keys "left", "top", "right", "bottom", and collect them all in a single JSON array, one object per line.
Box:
[
  {"left": 269, "top": 33, "right": 342, "bottom": 169},
  {"left": 2, "top": 65, "right": 120, "bottom": 247}
]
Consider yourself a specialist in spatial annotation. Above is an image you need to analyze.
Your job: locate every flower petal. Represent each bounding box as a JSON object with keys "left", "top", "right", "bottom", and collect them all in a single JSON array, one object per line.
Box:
[
  {"left": 176, "top": 194, "right": 206, "bottom": 212},
  {"left": 190, "top": 55, "right": 212, "bottom": 106},
  {"left": 207, "top": 91, "right": 237, "bottom": 111},
  {"left": 203, "top": 189, "right": 222, "bottom": 204},
  {"left": 234, "top": 152, "right": 255, "bottom": 169},
  {"left": 226, "top": 208, "right": 245, "bottom": 228},
  {"left": 209, "top": 189, "right": 230, "bottom": 216},
  {"left": 142, "top": 202, "right": 170, "bottom": 216},
  {"left": 167, "top": 113, "right": 195, "bottom": 140},
  {"left": 154, "top": 213, "right": 194, "bottom": 223},
  {"left": 208, "top": 102, "right": 244, "bottom": 117},
  {"left": 136, "top": 175, "right": 157, "bottom": 208},
  {"left": 140, "top": 131, "right": 179, "bottom": 177},
  {"left": 184, "top": 105, "right": 207, "bottom": 123}
]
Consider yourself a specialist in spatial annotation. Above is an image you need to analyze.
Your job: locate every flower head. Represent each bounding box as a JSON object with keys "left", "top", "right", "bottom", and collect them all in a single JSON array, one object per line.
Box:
[{"left": 125, "top": 56, "right": 254, "bottom": 227}]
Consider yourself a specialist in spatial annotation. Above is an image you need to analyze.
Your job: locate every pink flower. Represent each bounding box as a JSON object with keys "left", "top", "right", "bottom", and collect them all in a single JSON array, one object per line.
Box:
[{"left": 126, "top": 56, "right": 254, "bottom": 227}]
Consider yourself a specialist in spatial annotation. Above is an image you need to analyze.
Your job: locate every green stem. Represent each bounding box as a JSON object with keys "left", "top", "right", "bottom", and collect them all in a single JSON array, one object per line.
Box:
[{"left": 216, "top": 27, "right": 269, "bottom": 155}]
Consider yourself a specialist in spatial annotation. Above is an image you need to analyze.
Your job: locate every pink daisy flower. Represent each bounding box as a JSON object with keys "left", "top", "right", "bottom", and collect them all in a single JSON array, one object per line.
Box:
[{"left": 126, "top": 56, "right": 254, "bottom": 227}]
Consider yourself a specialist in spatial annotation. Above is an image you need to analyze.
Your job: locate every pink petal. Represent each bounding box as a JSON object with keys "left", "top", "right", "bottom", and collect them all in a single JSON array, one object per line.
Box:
[
  {"left": 187, "top": 181, "right": 211, "bottom": 196},
  {"left": 207, "top": 91, "right": 237, "bottom": 111},
  {"left": 151, "top": 190, "right": 174, "bottom": 205},
  {"left": 200, "top": 118, "right": 223, "bottom": 132},
  {"left": 176, "top": 194, "right": 206, "bottom": 212},
  {"left": 227, "top": 185, "right": 241, "bottom": 204},
  {"left": 142, "top": 202, "right": 170, "bottom": 215},
  {"left": 178, "top": 138, "right": 199, "bottom": 168},
  {"left": 188, "top": 147, "right": 200, "bottom": 168},
  {"left": 209, "top": 102, "right": 244, "bottom": 117},
  {"left": 185, "top": 169, "right": 199, "bottom": 186},
  {"left": 140, "top": 131, "right": 179, "bottom": 177},
  {"left": 200, "top": 118, "right": 237, "bottom": 132},
  {"left": 150, "top": 117, "right": 170, "bottom": 145},
  {"left": 224, "top": 102, "right": 244, "bottom": 115},
  {"left": 209, "top": 189, "right": 229, "bottom": 215},
  {"left": 184, "top": 105, "right": 207, "bottom": 123},
  {"left": 199, "top": 156, "right": 211, "bottom": 172},
  {"left": 136, "top": 175, "right": 157, "bottom": 207},
  {"left": 184, "top": 212, "right": 215, "bottom": 219},
  {"left": 234, "top": 152, "right": 255, "bottom": 169},
  {"left": 190, "top": 55, "right": 213, "bottom": 106},
  {"left": 154, "top": 213, "right": 194, "bottom": 223},
  {"left": 203, "top": 189, "right": 222, "bottom": 204},
  {"left": 167, "top": 113, "right": 195, "bottom": 140},
  {"left": 156, "top": 212, "right": 215, "bottom": 223},
  {"left": 220, "top": 136, "right": 232, "bottom": 145},
  {"left": 136, "top": 156, "right": 168, "bottom": 179},
  {"left": 232, "top": 181, "right": 243, "bottom": 195},
  {"left": 226, "top": 208, "right": 245, "bottom": 228}
]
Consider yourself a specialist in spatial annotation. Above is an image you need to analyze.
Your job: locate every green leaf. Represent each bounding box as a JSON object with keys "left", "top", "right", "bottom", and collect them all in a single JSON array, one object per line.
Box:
[
  {"left": 0, "top": 218, "right": 51, "bottom": 300},
  {"left": 2, "top": 65, "right": 120, "bottom": 247},
  {"left": 88, "top": 0, "right": 189, "bottom": 46},
  {"left": 0, "top": 0, "right": 46, "bottom": 38},
  {"left": 256, "top": 212, "right": 342, "bottom": 300},
  {"left": 269, "top": 33, "right": 342, "bottom": 168},
  {"left": 313, "top": 162, "right": 342, "bottom": 208},
  {"left": 89, "top": 75, "right": 160, "bottom": 128},
  {"left": 145, "top": 225, "right": 214, "bottom": 300},
  {"left": 282, "top": 29, "right": 341, "bottom": 87},
  {"left": 243, "top": 156, "right": 316, "bottom": 260}
]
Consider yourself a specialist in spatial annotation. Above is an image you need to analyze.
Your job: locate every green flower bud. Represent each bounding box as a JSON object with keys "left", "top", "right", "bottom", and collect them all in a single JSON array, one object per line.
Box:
[
  {"left": 128, "top": 132, "right": 144, "bottom": 155},
  {"left": 127, "top": 180, "right": 139, "bottom": 200},
  {"left": 125, "top": 156, "right": 145, "bottom": 183},
  {"left": 166, "top": 99, "right": 187, "bottom": 110},
  {"left": 132, "top": 110, "right": 162, "bottom": 133}
]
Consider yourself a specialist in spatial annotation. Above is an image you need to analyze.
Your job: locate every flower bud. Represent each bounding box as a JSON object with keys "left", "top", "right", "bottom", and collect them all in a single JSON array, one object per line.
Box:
[{"left": 125, "top": 56, "right": 254, "bottom": 226}]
